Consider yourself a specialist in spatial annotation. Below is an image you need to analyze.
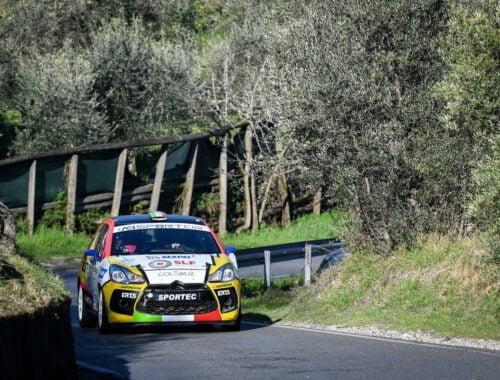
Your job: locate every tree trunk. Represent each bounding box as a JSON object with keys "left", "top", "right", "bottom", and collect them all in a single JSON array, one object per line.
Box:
[
  {"left": 218, "top": 135, "right": 228, "bottom": 235},
  {"left": 236, "top": 126, "right": 253, "bottom": 233},
  {"left": 275, "top": 138, "right": 291, "bottom": 227},
  {"left": 251, "top": 171, "right": 259, "bottom": 232},
  {"left": 277, "top": 172, "right": 291, "bottom": 226},
  {"left": 258, "top": 173, "right": 276, "bottom": 223}
]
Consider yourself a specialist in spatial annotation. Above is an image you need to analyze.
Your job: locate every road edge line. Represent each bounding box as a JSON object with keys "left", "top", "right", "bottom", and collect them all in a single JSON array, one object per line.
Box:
[{"left": 242, "top": 320, "right": 500, "bottom": 355}]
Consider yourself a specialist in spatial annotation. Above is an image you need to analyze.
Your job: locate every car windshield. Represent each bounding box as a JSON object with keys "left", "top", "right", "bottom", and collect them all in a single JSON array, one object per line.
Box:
[{"left": 111, "top": 223, "right": 221, "bottom": 255}]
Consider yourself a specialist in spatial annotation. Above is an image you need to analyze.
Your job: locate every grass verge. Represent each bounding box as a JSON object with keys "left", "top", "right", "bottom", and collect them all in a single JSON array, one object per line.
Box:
[
  {"left": 0, "top": 250, "right": 68, "bottom": 317},
  {"left": 16, "top": 226, "right": 89, "bottom": 261},
  {"left": 241, "top": 235, "right": 500, "bottom": 340},
  {"left": 221, "top": 211, "right": 344, "bottom": 249}
]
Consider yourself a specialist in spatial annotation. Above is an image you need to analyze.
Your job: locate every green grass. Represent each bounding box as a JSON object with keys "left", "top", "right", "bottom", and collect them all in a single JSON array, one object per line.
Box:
[
  {"left": 221, "top": 211, "right": 344, "bottom": 249},
  {"left": 241, "top": 235, "right": 500, "bottom": 340},
  {"left": 0, "top": 250, "right": 68, "bottom": 317},
  {"left": 16, "top": 226, "right": 88, "bottom": 261}
]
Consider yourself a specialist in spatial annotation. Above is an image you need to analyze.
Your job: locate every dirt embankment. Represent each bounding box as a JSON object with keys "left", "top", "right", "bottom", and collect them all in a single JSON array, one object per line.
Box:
[{"left": 0, "top": 202, "right": 77, "bottom": 379}]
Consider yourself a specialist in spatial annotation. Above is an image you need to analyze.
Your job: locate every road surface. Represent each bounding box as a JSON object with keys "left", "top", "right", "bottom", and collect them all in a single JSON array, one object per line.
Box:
[{"left": 55, "top": 268, "right": 500, "bottom": 380}]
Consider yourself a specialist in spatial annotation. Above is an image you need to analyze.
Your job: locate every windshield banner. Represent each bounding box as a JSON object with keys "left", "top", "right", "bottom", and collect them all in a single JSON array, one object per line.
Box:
[{"left": 113, "top": 223, "right": 210, "bottom": 233}]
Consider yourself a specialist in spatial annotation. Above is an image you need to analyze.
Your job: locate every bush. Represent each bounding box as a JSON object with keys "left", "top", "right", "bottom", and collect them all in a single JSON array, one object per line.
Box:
[
  {"left": 39, "top": 192, "right": 67, "bottom": 229},
  {"left": 436, "top": 0, "right": 500, "bottom": 259}
]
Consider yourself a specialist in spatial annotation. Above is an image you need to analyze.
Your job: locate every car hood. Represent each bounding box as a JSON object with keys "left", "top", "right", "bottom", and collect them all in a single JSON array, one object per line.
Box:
[{"left": 110, "top": 253, "right": 216, "bottom": 270}]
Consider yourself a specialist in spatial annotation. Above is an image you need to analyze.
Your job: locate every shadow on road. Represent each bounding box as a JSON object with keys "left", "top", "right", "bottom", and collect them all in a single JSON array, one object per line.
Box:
[{"left": 242, "top": 313, "right": 275, "bottom": 330}]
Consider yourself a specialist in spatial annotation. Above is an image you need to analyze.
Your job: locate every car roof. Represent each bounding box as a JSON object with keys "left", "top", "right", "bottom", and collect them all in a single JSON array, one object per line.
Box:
[{"left": 112, "top": 214, "right": 206, "bottom": 226}]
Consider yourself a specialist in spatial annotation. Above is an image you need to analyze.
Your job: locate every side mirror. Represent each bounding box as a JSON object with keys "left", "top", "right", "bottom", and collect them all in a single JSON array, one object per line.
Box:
[
  {"left": 84, "top": 249, "right": 99, "bottom": 264},
  {"left": 225, "top": 247, "right": 238, "bottom": 269},
  {"left": 225, "top": 246, "right": 237, "bottom": 255}
]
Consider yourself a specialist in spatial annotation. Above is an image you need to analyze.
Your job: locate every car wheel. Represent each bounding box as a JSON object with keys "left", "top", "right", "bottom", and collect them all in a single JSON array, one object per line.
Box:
[
  {"left": 98, "top": 288, "right": 111, "bottom": 334},
  {"left": 78, "top": 284, "right": 96, "bottom": 328},
  {"left": 221, "top": 308, "right": 241, "bottom": 332}
]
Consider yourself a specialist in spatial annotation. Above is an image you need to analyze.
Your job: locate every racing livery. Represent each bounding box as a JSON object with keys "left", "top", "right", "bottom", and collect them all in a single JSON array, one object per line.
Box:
[{"left": 77, "top": 212, "right": 241, "bottom": 333}]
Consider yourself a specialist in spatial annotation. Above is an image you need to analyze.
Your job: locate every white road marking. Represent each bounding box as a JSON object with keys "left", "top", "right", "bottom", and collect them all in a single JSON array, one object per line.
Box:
[{"left": 242, "top": 321, "right": 500, "bottom": 356}]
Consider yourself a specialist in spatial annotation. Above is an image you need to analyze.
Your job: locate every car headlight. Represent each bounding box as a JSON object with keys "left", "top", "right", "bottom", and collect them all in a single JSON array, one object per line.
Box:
[
  {"left": 109, "top": 265, "right": 144, "bottom": 284},
  {"left": 208, "top": 264, "right": 237, "bottom": 282}
]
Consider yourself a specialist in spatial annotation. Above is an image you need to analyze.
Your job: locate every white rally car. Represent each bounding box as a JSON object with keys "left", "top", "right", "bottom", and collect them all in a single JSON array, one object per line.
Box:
[{"left": 77, "top": 212, "right": 241, "bottom": 333}]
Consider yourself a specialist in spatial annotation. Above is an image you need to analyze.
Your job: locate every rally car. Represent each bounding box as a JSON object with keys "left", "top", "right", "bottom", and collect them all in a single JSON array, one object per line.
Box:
[{"left": 77, "top": 212, "right": 241, "bottom": 333}]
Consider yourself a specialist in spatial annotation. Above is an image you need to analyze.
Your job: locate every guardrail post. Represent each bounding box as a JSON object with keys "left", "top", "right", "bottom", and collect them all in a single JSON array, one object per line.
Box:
[
  {"left": 27, "top": 160, "right": 37, "bottom": 235},
  {"left": 149, "top": 146, "right": 167, "bottom": 212},
  {"left": 264, "top": 250, "right": 271, "bottom": 289},
  {"left": 111, "top": 148, "right": 127, "bottom": 217},
  {"left": 66, "top": 154, "right": 78, "bottom": 233},
  {"left": 304, "top": 243, "right": 312, "bottom": 285}
]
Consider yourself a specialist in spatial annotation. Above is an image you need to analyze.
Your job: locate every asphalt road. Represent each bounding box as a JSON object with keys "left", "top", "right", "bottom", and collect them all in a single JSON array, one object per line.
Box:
[{"left": 56, "top": 268, "right": 500, "bottom": 380}]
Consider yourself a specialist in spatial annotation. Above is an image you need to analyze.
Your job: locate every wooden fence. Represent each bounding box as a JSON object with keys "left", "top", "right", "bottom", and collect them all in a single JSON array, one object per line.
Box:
[{"left": 0, "top": 127, "right": 238, "bottom": 234}]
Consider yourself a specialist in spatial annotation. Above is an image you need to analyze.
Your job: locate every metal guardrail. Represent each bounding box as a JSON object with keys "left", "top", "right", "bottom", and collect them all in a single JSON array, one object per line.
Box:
[{"left": 235, "top": 238, "right": 343, "bottom": 267}]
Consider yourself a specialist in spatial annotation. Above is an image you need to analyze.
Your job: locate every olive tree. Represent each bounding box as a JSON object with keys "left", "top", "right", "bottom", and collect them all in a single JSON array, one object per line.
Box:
[
  {"left": 12, "top": 48, "right": 110, "bottom": 154},
  {"left": 261, "top": 0, "right": 451, "bottom": 252}
]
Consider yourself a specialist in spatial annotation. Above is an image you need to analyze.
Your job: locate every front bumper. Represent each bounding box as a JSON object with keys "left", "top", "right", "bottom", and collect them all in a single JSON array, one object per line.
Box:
[{"left": 102, "top": 280, "right": 241, "bottom": 324}]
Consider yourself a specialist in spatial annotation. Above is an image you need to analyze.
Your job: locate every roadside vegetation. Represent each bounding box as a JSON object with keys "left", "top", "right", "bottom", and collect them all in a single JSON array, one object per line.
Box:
[
  {"left": 222, "top": 211, "right": 344, "bottom": 249},
  {"left": 0, "top": 249, "right": 67, "bottom": 317},
  {"left": 16, "top": 227, "right": 89, "bottom": 262},
  {"left": 241, "top": 235, "right": 500, "bottom": 339}
]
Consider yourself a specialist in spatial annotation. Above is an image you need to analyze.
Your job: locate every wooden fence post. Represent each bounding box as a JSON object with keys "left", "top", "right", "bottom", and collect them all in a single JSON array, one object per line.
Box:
[
  {"left": 218, "top": 135, "right": 228, "bottom": 234},
  {"left": 149, "top": 146, "right": 167, "bottom": 212},
  {"left": 304, "top": 243, "right": 312, "bottom": 285},
  {"left": 111, "top": 148, "right": 127, "bottom": 217},
  {"left": 264, "top": 250, "right": 271, "bottom": 289},
  {"left": 66, "top": 154, "right": 78, "bottom": 233},
  {"left": 181, "top": 141, "right": 199, "bottom": 215},
  {"left": 27, "top": 160, "right": 37, "bottom": 235},
  {"left": 313, "top": 188, "right": 322, "bottom": 215}
]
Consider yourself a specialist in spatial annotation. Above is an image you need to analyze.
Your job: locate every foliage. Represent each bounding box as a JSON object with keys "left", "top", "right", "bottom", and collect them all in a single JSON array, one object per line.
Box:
[
  {"left": 0, "top": 0, "right": 498, "bottom": 255},
  {"left": 243, "top": 235, "right": 500, "bottom": 339},
  {"left": 195, "top": 192, "right": 219, "bottom": 224},
  {"left": 76, "top": 208, "right": 109, "bottom": 235},
  {"left": 39, "top": 192, "right": 67, "bottom": 229},
  {"left": 258, "top": 0, "right": 452, "bottom": 252},
  {"left": 12, "top": 48, "right": 110, "bottom": 153},
  {"left": 436, "top": 0, "right": 499, "bottom": 260}
]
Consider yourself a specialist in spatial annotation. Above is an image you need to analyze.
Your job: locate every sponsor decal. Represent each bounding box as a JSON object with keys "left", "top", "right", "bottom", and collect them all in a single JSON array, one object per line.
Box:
[
  {"left": 120, "top": 285, "right": 143, "bottom": 290},
  {"left": 146, "top": 255, "right": 193, "bottom": 260},
  {"left": 98, "top": 268, "right": 108, "bottom": 279},
  {"left": 145, "top": 269, "right": 206, "bottom": 285},
  {"left": 157, "top": 293, "right": 198, "bottom": 301},
  {"left": 157, "top": 270, "right": 194, "bottom": 277},
  {"left": 173, "top": 260, "right": 196, "bottom": 265},
  {"left": 149, "top": 260, "right": 172, "bottom": 269},
  {"left": 214, "top": 284, "right": 232, "bottom": 289},
  {"left": 121, "top": 292, "right": 137, "bottom": 299},
  {"left": 114, "top": 223, "right": 210, "bottom": 233},
  {"left": 217, "top": 289, "right": 231, "bottom": 296}
]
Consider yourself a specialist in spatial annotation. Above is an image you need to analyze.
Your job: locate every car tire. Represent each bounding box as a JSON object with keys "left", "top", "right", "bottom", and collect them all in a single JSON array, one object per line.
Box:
[
  {"left": 221, "top": 308, "right": 241, "bottom": 332},
  {"left": 78, "top": 284, "right": 96, "bottom": 328},
  {"left": 98, "top": 288, "right": 111, "bottom": 334}
]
